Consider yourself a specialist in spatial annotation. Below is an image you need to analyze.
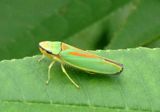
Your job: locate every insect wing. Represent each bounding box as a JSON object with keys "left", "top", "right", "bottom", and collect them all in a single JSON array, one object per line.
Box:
[{"left": 60, "top": 49, "right": 123, "bottom": 75}]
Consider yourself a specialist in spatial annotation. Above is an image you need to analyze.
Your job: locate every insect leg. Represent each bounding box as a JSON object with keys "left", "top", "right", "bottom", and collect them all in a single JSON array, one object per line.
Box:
[
  {"left": 61, "top": 64, "right": 80, "bottom": 88},
  {"left": 46, "top": 61, "right": 55, "bottom": 84},
  {"left": 38, "top": 55, "right": 45, "bottom": 62}
]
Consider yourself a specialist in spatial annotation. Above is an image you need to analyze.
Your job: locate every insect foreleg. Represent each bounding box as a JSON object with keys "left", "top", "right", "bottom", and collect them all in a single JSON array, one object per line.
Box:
[
  {"left": 38, "top": 55, "right": 45, "bottom": 62},
  {"left": 46, "top": 61, "right": 56, "bottom": 84}
]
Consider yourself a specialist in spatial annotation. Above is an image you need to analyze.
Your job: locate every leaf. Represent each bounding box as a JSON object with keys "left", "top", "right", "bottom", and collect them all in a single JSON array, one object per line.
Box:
[
  {"left": 0, "top": 47, "right": 160, "bottom": 111},
  {"left": 104, "top": 0, "right": 138, "bottom": 41},
  {"left": 145, "top": 37, "right": 160, "bottom": 48},
  {"left": 0, "top": 0, "right": 131, "bottom": 60},
  {"left": 107, "top": 0, "right": 160, "bottom": 49}
]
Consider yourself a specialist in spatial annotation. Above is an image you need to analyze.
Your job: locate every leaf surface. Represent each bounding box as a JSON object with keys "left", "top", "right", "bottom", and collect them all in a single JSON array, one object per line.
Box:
[{"left": 0, "top": 47, "right": 160, "bottom": 112}]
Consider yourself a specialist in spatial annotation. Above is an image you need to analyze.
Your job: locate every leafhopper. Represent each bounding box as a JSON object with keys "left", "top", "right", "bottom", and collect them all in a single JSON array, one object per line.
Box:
[{"left": 39, "top": 41, "right": 123, "bottom": 88}]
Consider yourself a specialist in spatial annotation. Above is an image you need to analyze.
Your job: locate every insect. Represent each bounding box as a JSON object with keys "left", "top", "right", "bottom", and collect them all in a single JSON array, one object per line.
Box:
[{"left": 39, "top": 41, "right": 123, "bottom": 88}]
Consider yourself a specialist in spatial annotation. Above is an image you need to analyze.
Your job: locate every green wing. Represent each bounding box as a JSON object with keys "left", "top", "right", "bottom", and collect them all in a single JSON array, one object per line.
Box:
[{"left": 59, "top": 49, "right": 123, "bottom": 75}]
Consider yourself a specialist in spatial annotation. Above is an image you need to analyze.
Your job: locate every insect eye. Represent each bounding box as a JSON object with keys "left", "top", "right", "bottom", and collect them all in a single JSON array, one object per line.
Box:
[{"left": 46, "top": 50, "right": 52, "bottom": 54}]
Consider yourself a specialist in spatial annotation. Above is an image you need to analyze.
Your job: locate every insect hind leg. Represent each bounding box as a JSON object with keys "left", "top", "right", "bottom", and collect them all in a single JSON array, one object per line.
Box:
[{"left": 61, "top": 64, "right": 80, "bottom": 88}]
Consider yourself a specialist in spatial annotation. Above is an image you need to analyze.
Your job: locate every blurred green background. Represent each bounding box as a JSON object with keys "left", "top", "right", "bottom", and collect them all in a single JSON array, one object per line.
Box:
[{"left": 0, "top": 0, "right": 160, "bottom": 61}]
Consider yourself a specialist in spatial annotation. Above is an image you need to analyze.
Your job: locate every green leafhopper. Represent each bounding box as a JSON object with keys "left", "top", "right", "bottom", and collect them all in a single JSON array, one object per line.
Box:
[{"left": 39, "top": 41, "right": 123, "bottom": 88}]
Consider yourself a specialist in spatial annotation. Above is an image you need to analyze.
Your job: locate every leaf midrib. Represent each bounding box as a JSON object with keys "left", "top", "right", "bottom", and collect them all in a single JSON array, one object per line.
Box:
[{"left": 1, "top": 99, "right": 151, "bottom": 112}]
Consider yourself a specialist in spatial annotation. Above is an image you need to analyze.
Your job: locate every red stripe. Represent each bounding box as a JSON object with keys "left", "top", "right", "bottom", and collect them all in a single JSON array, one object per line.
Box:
[{"left": 69, "top": 52, "right": 98, "bottom": 58}]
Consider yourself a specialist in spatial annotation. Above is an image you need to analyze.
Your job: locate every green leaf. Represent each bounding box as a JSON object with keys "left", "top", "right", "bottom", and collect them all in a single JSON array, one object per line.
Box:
[
  {"left": 0, "top": 47, "right": 160, "bottom": 112},
  {"left": 107, "top": 0, "right": 160, "bottom": 49},
  {"left": 0, "top": 0, "right": 131, "bottom": 60},
  {"left": 145, "top": 37, "right": 160, "bottom": 48},
  {"left": 104, "top": 0, "right": 138, "bottom": 42}
]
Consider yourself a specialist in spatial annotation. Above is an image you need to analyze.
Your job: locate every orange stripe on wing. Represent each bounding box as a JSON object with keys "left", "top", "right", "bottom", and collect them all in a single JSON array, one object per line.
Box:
[
  {"left": 62, "top": 43, "right": 70, "bottom": 50},
  {"left": 69, "top": 52, "right": 99, "bottom": 58}
]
